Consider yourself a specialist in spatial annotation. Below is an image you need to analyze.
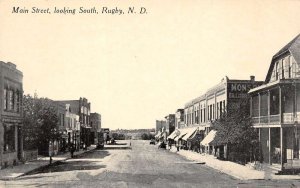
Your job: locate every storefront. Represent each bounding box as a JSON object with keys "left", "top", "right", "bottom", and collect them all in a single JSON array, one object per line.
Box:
[{"left": 200, "top": 130, "right": 217, "bottom": 154}]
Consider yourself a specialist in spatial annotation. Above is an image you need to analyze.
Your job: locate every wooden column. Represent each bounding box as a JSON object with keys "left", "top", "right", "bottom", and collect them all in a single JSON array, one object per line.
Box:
[
  {"left": 279, "top": 86, "right": 282, "bottom": 123},
  {"left": 269, "top": 127, "right": 272, "bottom": 165},
  {"left": 258, "top": 128, "right": 262, "bottom": 163},
  {"left": 280, "top": 127, "right": 284, "bottom": 170},
  {"left": 258, "top": 93, "right": 261, "bottom": 124}
]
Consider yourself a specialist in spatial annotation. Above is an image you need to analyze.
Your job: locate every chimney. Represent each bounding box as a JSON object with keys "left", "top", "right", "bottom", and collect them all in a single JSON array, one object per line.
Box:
[{"left": 250, "top": 75, "right": 255, "bottom": 82}]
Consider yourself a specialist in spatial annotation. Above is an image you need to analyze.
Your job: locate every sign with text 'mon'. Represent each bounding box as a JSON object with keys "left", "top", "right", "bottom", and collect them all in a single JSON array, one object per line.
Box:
[{"left": 227, "top": 82, "right": 261, "bottom": 99}]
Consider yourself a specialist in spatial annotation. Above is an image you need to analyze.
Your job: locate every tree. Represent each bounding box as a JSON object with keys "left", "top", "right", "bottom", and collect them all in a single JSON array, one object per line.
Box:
[
  {"left": 22, "top": 94, "right": 61, "bottom": 163},
  {"left": 212, "top": 98, "right": 259, "bottom": 164}
]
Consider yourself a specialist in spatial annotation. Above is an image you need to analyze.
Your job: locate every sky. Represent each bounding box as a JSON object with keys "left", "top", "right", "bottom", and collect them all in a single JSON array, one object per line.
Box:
[{"left": 0, "top": 0, "right": 300, "bottom": 130}]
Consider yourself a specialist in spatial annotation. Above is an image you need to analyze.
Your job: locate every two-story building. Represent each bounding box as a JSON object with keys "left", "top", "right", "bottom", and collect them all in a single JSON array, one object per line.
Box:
[
  {"left": 65, "top": 104, "right": 80, "bottom": 151},
  {"left": 0, "top": 62, "right": 23, "bottom": 168},
  {"left": 175, "top": 109, "right": 184, "bottom": 130},
  {"left": 249, "top": 34, "right": 300, "bottom": 172},
  {"left": 90, "top": 112, "right": 101, "bottom": 145},
  {"left": 57, "top": 97, "right": 91, "bottom": 149},
  {"left": 171, "top": 76, "right": 263, "bottom": 156},
  {"left": 155, "top": 120, "right": 167, "bottom": 141}
]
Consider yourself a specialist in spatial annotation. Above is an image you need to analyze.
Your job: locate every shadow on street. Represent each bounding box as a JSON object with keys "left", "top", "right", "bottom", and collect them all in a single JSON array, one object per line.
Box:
[{"left": 24, "top": 150, "right": 110, "bottom": 176}]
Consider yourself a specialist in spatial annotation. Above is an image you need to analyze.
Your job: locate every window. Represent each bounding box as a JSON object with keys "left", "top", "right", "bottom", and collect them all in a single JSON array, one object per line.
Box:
[
  {"left": 220, "top": 101, "right": 223, "bottom": 115},
  {"left": 8, "top": 90, "right": 14, "bottom": 111},
  {"left": 210, "top": 105, "right": 212, "bottom": 120},
  {"left": 203, "top": 108, "right": 206, "bottom": 122},
  {"left": 15, "top": 91, "right": 20, "bottom": 112},
  {"left": 276, "top": 61, "right": 279, "bottom": 80},
  {"left": 217, "top": 103, "right": 219, "bottom": 119},
  {"left": 3, "top": 88, "right": 7, "bottom": 110},
  {"left": 200, "top": 108, "right": 203, "bottom": 123},
  {"left": 207, "top": 106, "right": 210, "bottom": 121},
  {"left": 196, "top": 109, "right": 199, "bottom": 124},
  {"left": 286, "top": 56, "right": 292, "bottom": 78},
  {"left": 4, "top": 125, "right": 15, "bottom": 152},
  {"left": 281, "top": 59, "right": 285, "bottom": 79},
  {"left": 213, "top": 104, "right": 215, "bottom": 120}
]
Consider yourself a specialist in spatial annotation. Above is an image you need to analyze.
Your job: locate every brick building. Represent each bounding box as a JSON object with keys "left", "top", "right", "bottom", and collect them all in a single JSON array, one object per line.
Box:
[
  {"left": 0, "top": 62, "right": 23, "bottom": 168},
  {"left": 169, "top": 76, "right": 263, "bottom": 157},
  {"left": 90, "top": 113, "right": 101, "bottom": 145},
  {"left": 57, "top": 97, "right": 91, "bottom": 148}
]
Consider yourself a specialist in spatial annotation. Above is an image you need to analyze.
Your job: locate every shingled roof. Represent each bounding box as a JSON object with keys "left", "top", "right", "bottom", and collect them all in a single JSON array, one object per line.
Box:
[{"left": 265, "top": 34, "right": 300, "bottom": 83}]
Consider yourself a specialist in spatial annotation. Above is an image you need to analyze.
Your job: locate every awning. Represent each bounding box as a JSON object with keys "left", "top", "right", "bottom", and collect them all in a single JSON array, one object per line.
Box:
[
  {"left": 200, "top": 130, "right": 217, "bottom": 146},
  {"left": 155, "top": 132, "right": 162, "bottom": 138},
  {"left": 174, "top": 129, "right": 188, "bottom": 142},
  {"left": 182, "top": 126, "right": 205, "bottom": 141},
  {"left": 182, "top": 127, "right": 198, "bottom": 141},
  {"left": 167, "top": 130, "right": 178, "bottom": 140}
]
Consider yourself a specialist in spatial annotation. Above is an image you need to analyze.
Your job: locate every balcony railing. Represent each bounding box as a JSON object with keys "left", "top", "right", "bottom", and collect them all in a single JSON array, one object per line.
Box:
[
  {"left": 260, "top": 116, "right": 269, "bottom": 123},
  {"left": 252, "top": 117, "right": 259, "bottom": 124},
  {"left": 283, "top": 113, "right": 293, "bottom": 123},
  {"left": 270, "top": 114, "right": 280, "bottom": 123},
  {"left": 251, "top": 113, "right": 300, "bottom": 125},
  {"left": 251, "top": 114, "right": 280, "bottom": 125}
]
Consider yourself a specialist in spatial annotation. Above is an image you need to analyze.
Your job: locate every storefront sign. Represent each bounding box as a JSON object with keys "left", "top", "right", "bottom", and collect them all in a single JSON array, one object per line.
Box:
[{"left": 228, "top": 82, "right": 261, "bottom": 99}]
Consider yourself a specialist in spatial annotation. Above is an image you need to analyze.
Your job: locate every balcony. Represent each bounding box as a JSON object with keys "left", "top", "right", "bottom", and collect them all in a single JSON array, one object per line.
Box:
[
  {"left": 252, "top": 114, "right": 280, "bottom": 126},
  {"left": 252, "top": 113, "right": 300, "bottom": 126}
]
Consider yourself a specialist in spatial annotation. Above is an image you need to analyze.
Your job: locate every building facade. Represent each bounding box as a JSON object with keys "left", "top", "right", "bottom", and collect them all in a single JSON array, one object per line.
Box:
[
  {"left": 170, "top": 76, "right": 263, "bottom": 156},
  {"left": 90, "top": 113, "right": 101, "bottom": 145},
  {"left": 65, "top": 104, "right": 80, "bottom": 151},
  {"left": 0, "top": 62, "right": 23, "bottom": 168},
  {"left": 249, "top": 34, "right": 300, "bottom": 172},
  {"left": 155, "top": 120, "right": 167, "bottom": 141},
  {"left": 175, "top": 109, "right": 184, "bottom": 129},
  {"left": 57, "top": 97, "right": 91, "bottom": 148}
]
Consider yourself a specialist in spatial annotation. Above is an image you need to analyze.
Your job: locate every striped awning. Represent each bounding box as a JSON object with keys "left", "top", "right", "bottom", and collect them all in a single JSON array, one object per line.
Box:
[
  {"left": 200, "top": 130, "right": 217, "bottom": 146},
  {"left": 181, "top": 127, "right": 197, "bottom": 141},
  {"left": 155, "top": 131, "right": 163, "bottom": 139}
]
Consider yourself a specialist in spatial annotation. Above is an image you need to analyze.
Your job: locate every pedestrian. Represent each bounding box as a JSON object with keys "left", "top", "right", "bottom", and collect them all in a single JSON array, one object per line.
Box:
[
  {"left": 177, "top": 145, "right": 179, "bottom": 152},
  {"left": 70, "top": 144, "right": 75, "bottom": 158}
]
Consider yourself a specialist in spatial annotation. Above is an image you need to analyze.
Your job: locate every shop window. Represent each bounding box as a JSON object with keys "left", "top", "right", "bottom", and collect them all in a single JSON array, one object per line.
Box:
[{"left": 3, "top": 125, "right": 15, "bottom": 152}]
